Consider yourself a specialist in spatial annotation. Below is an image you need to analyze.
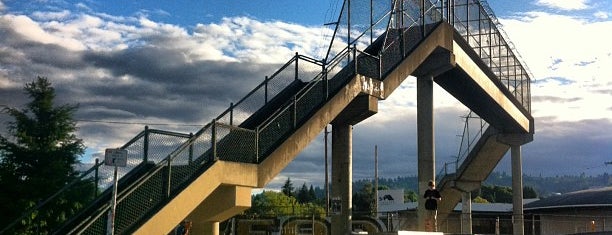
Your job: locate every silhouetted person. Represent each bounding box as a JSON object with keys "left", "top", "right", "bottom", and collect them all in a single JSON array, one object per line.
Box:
[{"left": 424, "top": 180, "right": 441, "bottom": 232}]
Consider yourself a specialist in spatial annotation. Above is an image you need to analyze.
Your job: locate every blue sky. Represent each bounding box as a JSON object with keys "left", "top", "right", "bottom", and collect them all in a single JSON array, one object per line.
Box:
[{"left": 1, "top": 0, "right": 611, "bottom": 190}]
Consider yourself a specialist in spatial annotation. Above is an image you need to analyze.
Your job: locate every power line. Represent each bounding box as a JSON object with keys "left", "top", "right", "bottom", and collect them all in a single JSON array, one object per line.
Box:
[{"left": 75, "top": 119, "right": 203, "bottom": 127}]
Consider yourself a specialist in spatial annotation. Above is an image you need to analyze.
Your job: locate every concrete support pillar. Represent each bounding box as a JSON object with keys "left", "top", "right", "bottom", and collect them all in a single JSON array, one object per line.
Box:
[
  {"left": 511, "top": 145, "right": 524, "bottom": 235},
  {"left": 200, "top": 221, "right": 219, "bottom": 235},
  {"left": 461, "top": 191, "right": 473, "bottom": 234},
  {"left": 331, "top": 123, "right": 352, "bottom": 235},
  {"left": 417, "top": 76, "right": 435, "bottom": 231}
]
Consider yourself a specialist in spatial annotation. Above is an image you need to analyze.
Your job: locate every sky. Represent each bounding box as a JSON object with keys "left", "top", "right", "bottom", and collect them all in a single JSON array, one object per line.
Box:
[{"left": 0, "top": 0, "right": 611, "bottom": 190}]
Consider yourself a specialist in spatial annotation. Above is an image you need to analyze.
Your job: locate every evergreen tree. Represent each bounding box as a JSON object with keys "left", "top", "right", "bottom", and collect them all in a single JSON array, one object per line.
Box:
[
  {"left": 0, "top": 77, "right": 89, "bottom": 234},
  {"left": 523, "top": 186, "right": 538, "bottom": 199},
  {"left": 297, "top": 183, "right": 309, "bottom": 203},
  {"left": 281, "top": 177, "right": 294, "bottom": 197},
  {"left": 308, "top": 185, "right": 316, "bottom": 203},
  {"left": 353, "top": 182, "right": 375, "bottom": 216}
]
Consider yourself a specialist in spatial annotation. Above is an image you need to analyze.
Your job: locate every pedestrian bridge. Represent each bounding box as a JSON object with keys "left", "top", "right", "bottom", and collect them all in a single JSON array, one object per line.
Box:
[{"left": 1, "top": 0, "right": 533, "bottom": 234}]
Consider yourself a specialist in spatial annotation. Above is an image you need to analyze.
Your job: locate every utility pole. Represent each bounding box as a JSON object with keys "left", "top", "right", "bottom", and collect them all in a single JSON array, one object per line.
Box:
[
  {"left": 374, "top": 145, "right": 378, "bottom": 216},
  {"left": 325, "top": 126, "right": 330, "bottom": 217}
]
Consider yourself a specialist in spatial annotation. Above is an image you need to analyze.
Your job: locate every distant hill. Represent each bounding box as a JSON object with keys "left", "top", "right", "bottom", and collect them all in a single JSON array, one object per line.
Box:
[{"left": 354, "top": 172, "right": 611, "bottom": 197}]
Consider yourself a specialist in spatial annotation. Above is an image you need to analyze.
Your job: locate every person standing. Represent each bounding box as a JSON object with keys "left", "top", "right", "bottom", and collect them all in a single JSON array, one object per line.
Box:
[{"left": 424, "top": 180, "right": 442, "bottom": 232}]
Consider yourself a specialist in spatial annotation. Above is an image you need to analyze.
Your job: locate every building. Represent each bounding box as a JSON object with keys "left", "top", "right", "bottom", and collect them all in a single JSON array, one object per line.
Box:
[{"left": 525, "top": 186, "right": 612, "bottom": 235}]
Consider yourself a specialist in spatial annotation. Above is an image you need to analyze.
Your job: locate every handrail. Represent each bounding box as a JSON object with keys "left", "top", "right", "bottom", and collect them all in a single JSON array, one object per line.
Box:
[{"left": 437, "top": 111, "right": 489, "bottom": 180}]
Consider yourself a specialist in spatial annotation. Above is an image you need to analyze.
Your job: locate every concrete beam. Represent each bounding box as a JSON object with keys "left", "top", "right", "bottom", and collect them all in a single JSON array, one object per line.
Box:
[
  {"left": 435, "top": 39, "right": 532, "bottom": 134},
  {"left": 497, "top": 133, "right": 534, "bottom": 146},
  {"left": 413, "top": 49, "right": 455, "bottom": 78},
  {"left": 189, "top": 185, "right": 252, "bottom": 223},
  {"left": 257, "top": 74, "right": 381, "bottom": 187},
  {"left": 332, "top": 94, "right": 378, "bottom": 125},
  {"left": 133, "top": 161, "right": 257, "bottom": 235},
  {"left": 381, "top": 23, "right": 454, "bottom": 97},
  {"left": 452, "top": 180, "right": 481, "bottom": 193}
]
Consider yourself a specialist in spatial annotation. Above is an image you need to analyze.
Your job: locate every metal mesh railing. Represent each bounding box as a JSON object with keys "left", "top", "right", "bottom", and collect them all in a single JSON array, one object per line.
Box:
[
  {"left": 325, "top": 0, "right": 531, "bottom": 112},
  {"left": 451, "top": 0, "right": 532, "bottom": 112}
]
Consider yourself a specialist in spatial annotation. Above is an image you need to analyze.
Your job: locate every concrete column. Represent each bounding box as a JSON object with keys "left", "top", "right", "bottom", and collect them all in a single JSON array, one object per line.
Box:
[
  {"left": 200, "top": 221, "right": 219, "bottom": 235},
  {"left": 461, "top": 191, "right": 473, "bottom": 234},
  {"left": 511, "top": 145, "right": 524, "bottom": 235},
  {"left": 417, "top": 76, "right": 435, "bottom": 231},
  {"left": 331, "top": 123, "right": 352, "bottom": 235}
]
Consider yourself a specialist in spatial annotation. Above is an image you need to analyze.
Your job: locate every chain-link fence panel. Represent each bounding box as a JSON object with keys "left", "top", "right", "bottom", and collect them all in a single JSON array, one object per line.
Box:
[
  {"left": 145, "top": 130, "right": 191, "bottom": 164},
  {"left": 327, "top": 52, "right": 355, "bottom": 95},
  {"left": 295, "top": 80, "right": 326, "bottom": 128},
  {"left": 257, "top": 105, "right": 294, "bottom": 160},
  {"left": 214, "top": 122, "right": 257, "bottom": 163}
]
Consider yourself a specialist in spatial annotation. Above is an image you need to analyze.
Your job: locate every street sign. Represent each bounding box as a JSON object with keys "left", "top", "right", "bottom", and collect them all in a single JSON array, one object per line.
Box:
[
  {"left": 104, "top": 148, "right": 128, "bottom": 167},
  {"left": 104, "top": 148, "right": 128, "bottom": 235}
]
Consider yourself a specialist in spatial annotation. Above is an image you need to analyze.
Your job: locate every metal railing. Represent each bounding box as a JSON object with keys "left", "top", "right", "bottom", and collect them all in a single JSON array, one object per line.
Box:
[
  {"left": 438, "top": 111, "right": 489, "bottom": 178},
  {"left": 325, "top": 0, "right": 531, "bottom": 112},
  {"left": 450, "top": 0, "right": 532, "bottom": 112}
]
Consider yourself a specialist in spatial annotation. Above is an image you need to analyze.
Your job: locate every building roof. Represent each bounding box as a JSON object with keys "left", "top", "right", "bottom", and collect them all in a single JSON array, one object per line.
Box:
[{"left": 525, "top": 186, "right": 612, "bottom": 210}]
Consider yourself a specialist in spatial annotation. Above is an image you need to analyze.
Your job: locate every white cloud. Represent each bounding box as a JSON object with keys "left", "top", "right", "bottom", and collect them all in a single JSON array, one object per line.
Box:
[
  {"left": 1, "top": 14, "right": 86, "bottom": 50},
  {"left": 193, "top": 17, "right": 332, "bottom": 63},
  {"left": 0, "top": 1, "right": 5, "bottom": 12},
  {"left": 594, "top": 11, "right": 609, "bottom": 19},
  {"left": 32, "top": 10, "right": 71, "bottom": 20},
  {"left": 535, "top": 0, "right": 590, "bottom": 10},
  {"left": 500, "top": 12, "right": 612, "bottom": 122}
]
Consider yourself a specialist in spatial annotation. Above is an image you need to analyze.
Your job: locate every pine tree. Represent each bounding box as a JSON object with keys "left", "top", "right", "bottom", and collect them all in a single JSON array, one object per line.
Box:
[
  {"left": 308, "top": 185, "right": 316, "bottom": 203},
  {"left": 0, "top": 77, "right": 89, "bottom": 234},
  {"left": 297, "top": 183, "right": 309, "bottom": 203},
  {"left": 281, "top": 177, "right": 294, "bottom": 197}
]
